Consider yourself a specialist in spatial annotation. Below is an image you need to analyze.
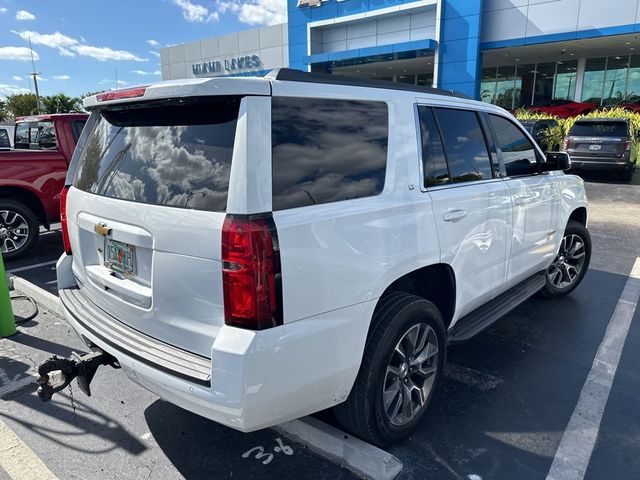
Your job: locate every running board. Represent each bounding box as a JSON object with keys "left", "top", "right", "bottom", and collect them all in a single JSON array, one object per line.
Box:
[{"left": 447, "top": 271, "right": 546, "bottom": 345}]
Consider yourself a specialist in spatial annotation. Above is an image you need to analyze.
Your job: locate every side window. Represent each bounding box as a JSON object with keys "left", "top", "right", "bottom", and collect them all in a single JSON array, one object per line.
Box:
[
  {"left": 417, "top": 106, "right": 448, "bottom": 186},
  {"left": 36, "top": 121, "right": 57, "bottom": 149},
  {"left": 271, "top": 97, "right": 388, "bottom": 210},
  {"left": 29, "top": 124, "right": 39, "bottom": 148},
  {"left": 432, "top": 108, "right": 493, "bottom": 183},
  {"left": 489, "top": 114, "right": 540, "bottom": 177},
  {"left": 0, "top": 130, "right": 9, "bottom": 148},
  {"left": 15, "top": 123, "right": 29, "bottom": 148}
]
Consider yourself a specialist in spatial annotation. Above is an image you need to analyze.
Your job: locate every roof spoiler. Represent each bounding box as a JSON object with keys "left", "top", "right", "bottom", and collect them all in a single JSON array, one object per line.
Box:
[{"left": 265, "top": 68, "right": 469, "bottom": 99}]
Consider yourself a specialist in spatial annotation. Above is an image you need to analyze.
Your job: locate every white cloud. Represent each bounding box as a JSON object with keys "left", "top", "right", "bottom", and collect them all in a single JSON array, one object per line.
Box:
[
  {"left": 12, "top": 75, "right": 23, "bottom": 81},
  {"left": 132, "top": 69, "right": 161, "bottom": 76},
  {"left": 0, "top": 46, "right": 39, "bottom": 61},
  {"left": 147, "top": 39, "right": 160, "bottom": 47},
  {"left": 53, "top": 74, "right": 70, "bottom": 80},
  {"left": 117, "top": 80, "right": 129, "bottom": 86},
  {"left": 149, "top": 50, "right": 160, "bottom": 58},
  {"left": 173, "top": 0, "right": 218, "bottom": 23},
  {"left": 0, "top": 7, "right": 8, "bottom": 13},
  {"left": 73, "top": 45, "right": 146, "bottom": 62},
  {"left": 0, "top": 83, "right": 31, "bottom": 98},
  {"left": 16, "top": 10, "right": 35, "bottom": 21},
  {"left": 12, "top": 29, "right": 147, "bottom": 62},
  {"left": 217, "top": 0, "right": 285, "bottom": 26}
]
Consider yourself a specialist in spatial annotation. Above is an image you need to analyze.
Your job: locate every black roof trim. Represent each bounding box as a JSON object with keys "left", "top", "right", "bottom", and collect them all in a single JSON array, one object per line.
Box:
[{"left": 266, "top": 68, "right": 470, "bottom": 99}]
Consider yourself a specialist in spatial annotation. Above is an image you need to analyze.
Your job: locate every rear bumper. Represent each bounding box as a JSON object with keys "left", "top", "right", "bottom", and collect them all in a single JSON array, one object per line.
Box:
[
  {"left": 569, "top": 157, "right": 633, "bottom": 171},
  {"left": 57, "top": 262, "right": 372, "bottom": 432}
]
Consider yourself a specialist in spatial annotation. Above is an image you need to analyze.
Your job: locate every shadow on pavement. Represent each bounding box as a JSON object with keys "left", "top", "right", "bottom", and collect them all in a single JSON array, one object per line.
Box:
[
  {"left": 575, "top": 170, "right": 639, "bottom": 186},
  {"left": 144, "top": 400, "right": 354, "bottom": 479},
  {"left": 9, "top": 330, "right": 77, "bottom": 359},
  {"left": 1, "top": 391, "right": 147, "bottom": 455}
]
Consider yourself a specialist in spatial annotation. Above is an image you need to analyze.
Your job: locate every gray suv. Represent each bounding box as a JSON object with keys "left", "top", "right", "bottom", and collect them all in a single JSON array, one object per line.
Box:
[{"left": 563, "top": 118, "right": 637, "bottom": 180}]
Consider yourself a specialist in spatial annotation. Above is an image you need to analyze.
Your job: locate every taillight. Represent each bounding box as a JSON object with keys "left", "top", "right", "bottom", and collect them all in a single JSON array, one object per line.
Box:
[
  {"left": 96, "top": 87, "right": 147, "bottom": 102},
  {"left": 562, "top": 136, "right": 570, "bottom": 151},
  {"left": 624, "top": 140, "right": 631, "bottom": 151},
  {"left": 60, "top": 186, "right": 72, "bottom": 255},
  {"left": 222, "top": 214, "right": 283, "bottom": 330}
]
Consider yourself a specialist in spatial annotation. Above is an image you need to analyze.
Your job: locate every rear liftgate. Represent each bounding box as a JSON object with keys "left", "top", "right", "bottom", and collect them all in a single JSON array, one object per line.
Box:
[{"left": 36, "top": 348, "right": 119, "bottom": 401}]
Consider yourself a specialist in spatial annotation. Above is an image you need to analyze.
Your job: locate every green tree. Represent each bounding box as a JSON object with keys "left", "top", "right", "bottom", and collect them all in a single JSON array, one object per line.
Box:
[
  {"left": 0, "top": 100, "right": 9, "bottom": 122},
  {"left": 42, "top": 93, "right": 81, "bottom": 114},
  {"left": 5, "top": 93, "right": 38, "bottom": 117}
]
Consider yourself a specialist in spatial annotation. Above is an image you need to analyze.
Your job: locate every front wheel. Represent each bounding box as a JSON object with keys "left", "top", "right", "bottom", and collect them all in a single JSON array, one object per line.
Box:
[
  {"left": 540, "top": 220, "right": 591, "bottom": 298},
  {"left": 0, "top": 199, "right": 40, "bottom": 259},
  {"left": 333, "top": 292, "right": 446, "bottom": 446}
]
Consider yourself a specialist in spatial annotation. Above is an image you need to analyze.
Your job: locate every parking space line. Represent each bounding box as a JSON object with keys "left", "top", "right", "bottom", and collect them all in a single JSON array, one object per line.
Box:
[
  {"left": 6, "top": 260, "right": 57, "bottom": 275},
  {"left": 546, "top": 257, "right": 640, "bottom": 480},
  {"left": 0, "top": 417, "right": 58, "bottom": 480}
]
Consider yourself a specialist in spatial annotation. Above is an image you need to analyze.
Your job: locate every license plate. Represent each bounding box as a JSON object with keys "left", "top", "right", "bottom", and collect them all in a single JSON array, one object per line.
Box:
[
  {"left": 104, "top": 239, "right": 136, "bottom": 276},
  {"left": 589, "top": 144, "right": 602, "bottom": 151}
]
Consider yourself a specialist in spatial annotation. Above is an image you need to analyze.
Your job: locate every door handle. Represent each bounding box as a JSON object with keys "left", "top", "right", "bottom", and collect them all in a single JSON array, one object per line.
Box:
[{"left": 442, "top": 209, "right": 468, "bottom": 222}]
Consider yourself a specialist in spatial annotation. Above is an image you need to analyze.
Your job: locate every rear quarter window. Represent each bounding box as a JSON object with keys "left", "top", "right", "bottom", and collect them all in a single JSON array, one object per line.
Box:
[
  {"left": 73, "top": 97, "right": 240, "bottom": 212},
  {"left": 271, "top": 97, "right": 388, "bottom": 210}
]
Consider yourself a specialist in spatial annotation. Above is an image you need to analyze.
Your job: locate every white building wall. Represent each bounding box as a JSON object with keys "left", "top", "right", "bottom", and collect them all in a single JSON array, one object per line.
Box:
[
  {"left": 161, "top": 24, "right": 289, "bottom": 80},
  {"left": 311, "top": 7, "right": 437, "bottom": 54},
  {"left": 481, "top": 0, "right": 640, "bottom": 44}
]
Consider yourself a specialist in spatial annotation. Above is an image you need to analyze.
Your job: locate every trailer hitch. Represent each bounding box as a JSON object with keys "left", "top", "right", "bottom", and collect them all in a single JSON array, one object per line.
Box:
[{"left": 36, "top": 348, "right": 119, "bottom": 402}]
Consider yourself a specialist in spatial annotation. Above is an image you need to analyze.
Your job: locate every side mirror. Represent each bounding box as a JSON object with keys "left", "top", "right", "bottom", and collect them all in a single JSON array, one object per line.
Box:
[{"left": 542, "top": 152, "right": 571, "bottom": 172}]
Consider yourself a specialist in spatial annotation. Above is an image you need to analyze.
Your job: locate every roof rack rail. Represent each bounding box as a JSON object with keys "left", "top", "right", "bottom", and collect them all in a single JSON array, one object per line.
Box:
[{"left": 266, "top": 68, "right": 469, "bottom": 99}]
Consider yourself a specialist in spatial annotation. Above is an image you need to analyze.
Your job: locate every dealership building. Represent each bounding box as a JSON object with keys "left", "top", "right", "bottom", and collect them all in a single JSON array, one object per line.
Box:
[{"left": 161, "top": 0, "right": 640, "bottom": 108}]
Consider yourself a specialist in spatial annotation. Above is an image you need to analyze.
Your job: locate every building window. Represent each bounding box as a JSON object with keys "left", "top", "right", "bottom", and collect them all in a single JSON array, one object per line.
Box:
[
  {"left": 604, "top": 55, "right": 630, "bottom": 105},
  {"left": 626, "top": 55, "right": 640, "bottom": 99},
  {"left": 581, "top": 57, "right": 607, "bottom": 104},
  {"left": 554, "top": 61, "right": 578, "bottom": 101},
  {"left": 482, "top": 60, "right": 577, "bottom": 109}
]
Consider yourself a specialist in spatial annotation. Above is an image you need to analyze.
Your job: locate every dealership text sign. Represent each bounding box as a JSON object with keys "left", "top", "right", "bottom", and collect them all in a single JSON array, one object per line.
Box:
[{"left": 192, "top": 55, "right": 261, "bottom": 75}]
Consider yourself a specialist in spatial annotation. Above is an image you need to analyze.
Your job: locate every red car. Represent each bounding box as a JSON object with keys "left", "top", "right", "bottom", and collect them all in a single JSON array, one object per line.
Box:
[
  {"left": 529, "top": 99, "right": 597, "bottom": 118},
  {"left": 0, "top": 113, "right": 88, "bottom": 258},
  {"left": 616, "top": 97, "right": 640, "bottom": 113}
]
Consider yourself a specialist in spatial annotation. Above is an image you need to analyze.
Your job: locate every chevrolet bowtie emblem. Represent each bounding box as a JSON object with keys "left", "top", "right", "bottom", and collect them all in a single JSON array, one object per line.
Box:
[{"left": 94, "top": 222, "right": 112, "bottom": 236}]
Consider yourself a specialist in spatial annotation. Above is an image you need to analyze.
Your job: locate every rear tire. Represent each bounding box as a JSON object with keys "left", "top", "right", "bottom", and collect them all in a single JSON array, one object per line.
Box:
[
  {"left": 333, "top": 292, "right": 446, "bottom": 447},
  {"left": 539, "top": 220, "right": 591, "bottom": 298},
  {"left": 621, "top": 165, "right": 635, "bottom": 182},
  {"left": 0, "top": 199, "right": 39, "bottom": 259}
]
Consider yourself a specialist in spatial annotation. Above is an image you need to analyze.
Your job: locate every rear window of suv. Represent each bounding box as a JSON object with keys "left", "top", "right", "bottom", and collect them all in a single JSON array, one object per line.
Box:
[
  {"left": 73, "top": 97, "right": 240, "bottom": 212},
  {"left": 271, "top": 97, "right": 388, "bottom": 210},
  {"left": 570, "top": 121, "right": 628, "bottom": 137}
]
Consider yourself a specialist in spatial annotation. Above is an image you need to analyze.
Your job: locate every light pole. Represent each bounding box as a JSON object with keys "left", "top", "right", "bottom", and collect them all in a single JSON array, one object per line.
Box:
[{"left": 28, "top": 37, "right": 42, "bottom": 114}]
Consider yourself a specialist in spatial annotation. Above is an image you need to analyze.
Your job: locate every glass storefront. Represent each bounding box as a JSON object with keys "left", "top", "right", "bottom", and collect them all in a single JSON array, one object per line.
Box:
[
  {"left": 581, "top": 55, "right": 640, "bottom": 105},
  {"left": 481, "top": 60, "right": 578, "bottom": 109}
]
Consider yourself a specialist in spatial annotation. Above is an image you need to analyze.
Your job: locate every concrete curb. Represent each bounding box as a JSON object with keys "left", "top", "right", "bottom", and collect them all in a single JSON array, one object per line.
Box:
[
  {"left": 9, "top": 276, "right": 63, "bottom": 318},
  {"left": 274, "top": 417, "right": 403, "bottom": 480}
]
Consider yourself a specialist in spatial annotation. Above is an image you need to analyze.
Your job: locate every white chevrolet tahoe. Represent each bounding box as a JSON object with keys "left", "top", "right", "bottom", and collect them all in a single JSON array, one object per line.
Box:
[{"left": 52, "top": 69, "right": 590, "bottom": 446}]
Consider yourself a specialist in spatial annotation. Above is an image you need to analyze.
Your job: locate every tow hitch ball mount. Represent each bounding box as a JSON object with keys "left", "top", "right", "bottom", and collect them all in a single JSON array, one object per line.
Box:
[{"left": 36, "top": 349, "right": 119, "bottom": 402}]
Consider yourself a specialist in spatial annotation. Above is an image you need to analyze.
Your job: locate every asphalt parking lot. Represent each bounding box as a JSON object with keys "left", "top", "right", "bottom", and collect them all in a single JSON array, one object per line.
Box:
[{"left": 1, "top": 172, "right": 639, "bottom": 480}]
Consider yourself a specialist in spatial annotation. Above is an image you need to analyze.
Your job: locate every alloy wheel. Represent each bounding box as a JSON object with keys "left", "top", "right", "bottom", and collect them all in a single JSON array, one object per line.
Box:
[
  {"left": 547, "top": 233, "right": 586, "bottom": 289},
  {"left": 0, "top": 210, "right": 30, "bottom": 254},
  {"left": 383, "top": 323, "right": 439, "bottom": 427}
]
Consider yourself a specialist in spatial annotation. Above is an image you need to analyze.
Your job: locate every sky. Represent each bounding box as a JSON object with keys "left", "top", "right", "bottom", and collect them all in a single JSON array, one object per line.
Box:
[{"left": 0, "top": 0, "right": 286, "bottom": 99}]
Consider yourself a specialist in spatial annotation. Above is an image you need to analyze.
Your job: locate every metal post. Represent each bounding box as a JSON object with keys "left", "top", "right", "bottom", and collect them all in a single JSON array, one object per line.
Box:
[
  {"left": 28, "top": 37, "right": 42, "bottom": 114},
  {"left": 0, "top": 253, "right": 16, "bottom": 338}
]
